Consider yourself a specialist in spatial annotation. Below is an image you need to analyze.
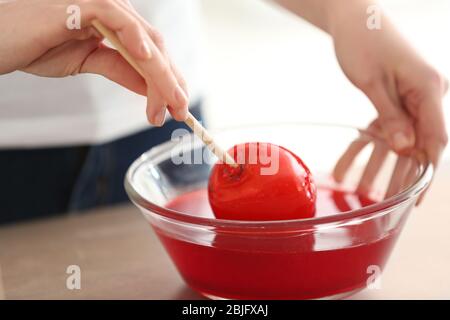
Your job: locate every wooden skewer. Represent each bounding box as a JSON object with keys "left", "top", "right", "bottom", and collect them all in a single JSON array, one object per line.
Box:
[{"left": 91, "top": 20, "right": 237, "bottom": 167}]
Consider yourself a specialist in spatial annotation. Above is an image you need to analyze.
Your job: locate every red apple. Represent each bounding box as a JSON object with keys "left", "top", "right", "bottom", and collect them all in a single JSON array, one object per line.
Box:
[{"left": 208, "top": 142, "right": 316, "bottom": 221}]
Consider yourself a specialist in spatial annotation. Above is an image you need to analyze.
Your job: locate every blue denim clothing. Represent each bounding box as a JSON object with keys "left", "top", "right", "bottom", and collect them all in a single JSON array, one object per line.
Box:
[{"left": 0, "top": 104, "right": 203, "bottom": 225}]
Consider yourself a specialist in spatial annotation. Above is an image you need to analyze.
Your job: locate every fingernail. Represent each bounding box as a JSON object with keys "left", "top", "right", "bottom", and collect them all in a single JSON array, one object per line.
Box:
[
  {"left": 153, "top": 108, "right": 166, "bottom": 127},
  {"left": 175, "top": 107, "right": 188, "bottom": 121},
  {"left": 392, "top": 132, "right": 413, "bottom": 150},
  {"left": 141, "top": 39, "right": 152, "bottom": 59},
  {"left": 174, "top": 84, "right": 188, "bottom": 107}
]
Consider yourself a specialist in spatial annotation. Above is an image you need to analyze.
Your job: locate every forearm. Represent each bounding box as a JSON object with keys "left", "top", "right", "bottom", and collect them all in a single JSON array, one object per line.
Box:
[{"left": 272, "top": 0, "right": 378, "bottom": 35}]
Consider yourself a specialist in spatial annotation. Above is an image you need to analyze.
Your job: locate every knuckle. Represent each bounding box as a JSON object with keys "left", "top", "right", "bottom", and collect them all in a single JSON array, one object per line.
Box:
[
  {"left": 358, "top": 75, "right": 378, "bottom": 93},
  {"left": 423, "top": 68, "right": 446, "bottom": 92},
  {"left": 403, "top": 88, "right": 424, "bottom": 111},
  {"left": 128, "top": 20, "right": 141, "bottom": 32},
  {"left": 178, "top": 80, "right": 187, "bottom": 93},
  {"left": 175, "top": 78, "right": 187, "bottom": 93},
  {"left": 424, "top": 130, "right": 448, "bottom": 147},
  {"left": 150, "top": 29, "right": 165, "bottom": 48},
  {"left": 177, "top": 74, "right": 187, "bottom": 87},
  {"left": 158, "top": 62, "right": 172, "bottom": 78},
  {"left": 427, "top": 69, "right": 442, "bottom": 85}
]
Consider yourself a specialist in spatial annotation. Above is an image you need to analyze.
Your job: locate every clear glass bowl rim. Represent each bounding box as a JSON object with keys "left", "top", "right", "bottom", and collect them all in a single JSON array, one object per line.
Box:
[{"left": 125, "top": 122, "right": 433, "bottom": 230}]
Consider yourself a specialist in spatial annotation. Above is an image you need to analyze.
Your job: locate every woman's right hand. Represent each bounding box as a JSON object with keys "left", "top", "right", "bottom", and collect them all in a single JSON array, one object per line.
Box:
[{"left": 0, "top": 0, "right": 188, "bottom": 126}]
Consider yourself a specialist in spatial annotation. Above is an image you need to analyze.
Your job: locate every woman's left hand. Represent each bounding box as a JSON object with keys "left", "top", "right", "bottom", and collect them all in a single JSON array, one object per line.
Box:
[{"left": 330, "top": 4, "right": 448, "bottom": 201}]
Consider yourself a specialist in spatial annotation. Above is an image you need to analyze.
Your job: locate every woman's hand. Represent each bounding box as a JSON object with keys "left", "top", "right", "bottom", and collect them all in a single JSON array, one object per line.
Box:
[
  {"left": 329, "top": 2, "right": 448, "bottom": 202},
  {"left": 0, "top": 0, "right": 188, "bottom": 126},
  {"left": 274, "top": 0, "right": 447, "bottom": 202}
]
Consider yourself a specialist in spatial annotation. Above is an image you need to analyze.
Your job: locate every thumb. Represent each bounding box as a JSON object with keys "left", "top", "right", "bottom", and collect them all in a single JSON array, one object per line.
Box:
[{"left": 364, "top": 83, "right": 416, "bottom": 153}]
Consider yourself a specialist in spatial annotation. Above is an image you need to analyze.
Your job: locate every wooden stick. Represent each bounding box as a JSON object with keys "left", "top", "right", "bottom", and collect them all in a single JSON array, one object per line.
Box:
[{"left": 91, "top": 20, "right": 237, "bottom": 167}]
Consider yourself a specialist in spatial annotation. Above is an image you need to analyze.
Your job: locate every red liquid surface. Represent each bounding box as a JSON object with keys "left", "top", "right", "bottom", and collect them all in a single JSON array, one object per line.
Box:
[{"left": 159, "top": 187, "right": 401, "bottom": 300}]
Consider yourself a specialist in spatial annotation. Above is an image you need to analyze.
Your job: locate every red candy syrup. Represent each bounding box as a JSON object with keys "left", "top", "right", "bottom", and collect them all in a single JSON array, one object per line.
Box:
[
  {"left": 158, "top": 187, "right": 403, "bottom": 300},
  {"left": 208, "top": 143, "right": 316, "bottom": 221}
]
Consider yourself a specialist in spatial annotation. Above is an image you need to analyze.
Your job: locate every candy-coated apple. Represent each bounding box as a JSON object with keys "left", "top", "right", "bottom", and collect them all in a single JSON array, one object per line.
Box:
[{"left": 208, "top": 142, "right": 316, "bottom": 221}]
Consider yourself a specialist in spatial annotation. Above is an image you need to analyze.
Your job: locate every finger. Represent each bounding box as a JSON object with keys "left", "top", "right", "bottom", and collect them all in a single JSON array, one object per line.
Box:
[
  {"left": 168, "top": 60, "right": 189, "bottom": 97},
  {"left": 417, "top": 96, "right": 448, "bottom": 168},
  {"left": 416, "top": 185, "right": 430, "bottom": 206},
  {"left": 116, "top": 2, "right": 189, "bottom": 119},
  {"left": 403, "top": 160, "right": 428, "bottom": 206},
  {"left": 81, "top": 0, "right": 153, "bottom": 60},
  {"left": 331, "top": 190, "right": 352, "bottom": 212},
  {"left": 167, "top": 61, "right": 190, "bottom": 118},
  {"left": 333, "top": 120, "right": 382, "bottom": 183},
  {"left": 424, "top": 139, "right": 446, "bottom": 170},
  {"left": 137, "top": 53, "right": 188, "bottom": 120},
  {"left": 356, "top": 143, "right": 389, "bottom": 196},
  {"left": 80, "top": 43, "right": 146, "bottom": 95},
  {"left": 385, "top": 155, "right": 412, "bottom": 199},
  {"left": 364, "top": 82, "right": 416, "bottom": 153},
  {"left": 86, "top": 0, "right": 188, "bottom": 117},
  {"left": 415, "top": 156, "right": 435, "bottom": 206},
  {"left": 416, "top": 134, "right": 447, "bottom": 206},
  {"left": 146, "top": 79, "right": 167, "bottom": 126},
  {"left": 397, "top": 70, "right": 447, "bottom": 205},
  {"left": 332, "top": 136, "right": 370, "bottom": 183}
]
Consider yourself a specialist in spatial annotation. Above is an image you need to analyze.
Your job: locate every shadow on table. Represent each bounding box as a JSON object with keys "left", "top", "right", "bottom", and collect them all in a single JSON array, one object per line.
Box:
[
  {"left": 173, "top": 285, "right": 380, "bottom": 300},
  {"left": 173, "top": 286, "right": 207, "bottom": 300}
]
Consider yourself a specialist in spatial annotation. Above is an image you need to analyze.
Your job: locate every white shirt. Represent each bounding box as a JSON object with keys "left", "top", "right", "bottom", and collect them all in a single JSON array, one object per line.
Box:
[{"left": 0, "top": 0, "right": 203, "bottom": 148}]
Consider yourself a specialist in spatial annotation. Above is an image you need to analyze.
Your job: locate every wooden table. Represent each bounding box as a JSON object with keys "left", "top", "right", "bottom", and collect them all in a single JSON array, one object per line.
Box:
[{"left": 1, "top": 163, "right": 450, "bottom": 300}]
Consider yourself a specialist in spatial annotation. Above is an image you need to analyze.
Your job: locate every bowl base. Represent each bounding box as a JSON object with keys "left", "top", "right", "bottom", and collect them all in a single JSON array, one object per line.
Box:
[{"left": 195, "top": 287, "right": 365, "bottom": 300}]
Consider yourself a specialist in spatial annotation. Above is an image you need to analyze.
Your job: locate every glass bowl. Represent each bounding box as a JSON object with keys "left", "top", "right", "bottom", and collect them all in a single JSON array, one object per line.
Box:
[{"left": 125, "top": 123, "right": 432, "bottom": 300}]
